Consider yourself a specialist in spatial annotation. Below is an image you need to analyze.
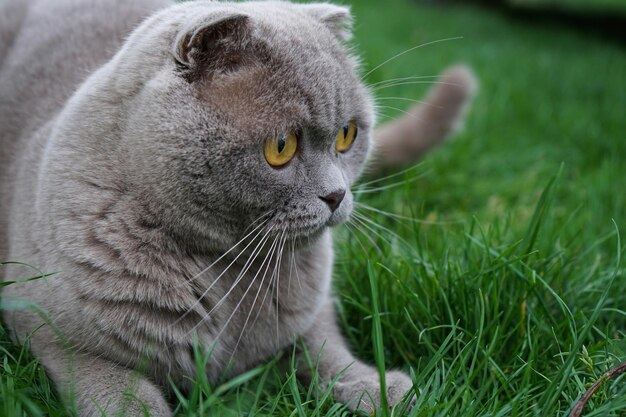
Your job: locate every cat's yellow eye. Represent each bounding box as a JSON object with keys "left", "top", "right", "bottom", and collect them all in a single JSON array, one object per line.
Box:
[
  {"left": 335, "top": 120, "right": 358, "bottom": 152},
  {"left": 264, "top": 132, "right": 298, "bottom": 167}
]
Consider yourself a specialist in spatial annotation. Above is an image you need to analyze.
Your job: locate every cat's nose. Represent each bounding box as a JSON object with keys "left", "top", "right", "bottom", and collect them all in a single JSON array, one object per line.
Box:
[{"left": 319, "top": 189, "right": 346, "bottom": 213}]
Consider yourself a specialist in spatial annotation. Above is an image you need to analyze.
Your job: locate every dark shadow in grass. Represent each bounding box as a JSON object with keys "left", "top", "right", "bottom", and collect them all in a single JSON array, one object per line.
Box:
[{"left": 421, "top": 0, "right": 626, "bottom": 47}]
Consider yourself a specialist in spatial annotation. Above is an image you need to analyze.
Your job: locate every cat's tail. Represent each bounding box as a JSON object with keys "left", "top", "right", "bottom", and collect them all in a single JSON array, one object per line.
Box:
[{"left": 367, "top": 65, "right": 478, "bottom": 173}]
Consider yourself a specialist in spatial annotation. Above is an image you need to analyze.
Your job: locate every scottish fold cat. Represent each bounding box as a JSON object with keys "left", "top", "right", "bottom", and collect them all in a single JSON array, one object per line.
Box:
[{"left": 0, "top": 0, "right": 475, "bottom": 415}]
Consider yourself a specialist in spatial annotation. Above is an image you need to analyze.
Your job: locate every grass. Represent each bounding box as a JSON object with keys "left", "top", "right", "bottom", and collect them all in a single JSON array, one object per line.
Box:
[{"left": 2, "top": 0, "right": 626, "bottom": 415}]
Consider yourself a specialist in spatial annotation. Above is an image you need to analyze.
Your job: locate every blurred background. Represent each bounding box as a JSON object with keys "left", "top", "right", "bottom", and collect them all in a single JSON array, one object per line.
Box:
[{"left": 348, "top": 0, "right": 624, "bottom": 232}]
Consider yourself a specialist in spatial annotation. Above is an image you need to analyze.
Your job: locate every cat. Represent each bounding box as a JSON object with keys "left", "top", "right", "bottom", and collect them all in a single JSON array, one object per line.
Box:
[{"left": 0, "top": 0, "right": 476, "bottom": 415}]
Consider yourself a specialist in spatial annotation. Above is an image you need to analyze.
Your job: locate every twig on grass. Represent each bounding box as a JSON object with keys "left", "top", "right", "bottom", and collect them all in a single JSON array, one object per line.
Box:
[{"left": 568, "top": 361, "right": 626, "bottom": 417}]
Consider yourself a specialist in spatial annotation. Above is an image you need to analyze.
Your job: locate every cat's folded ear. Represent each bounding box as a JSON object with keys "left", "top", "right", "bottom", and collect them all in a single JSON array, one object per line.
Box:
[
  {"left": 173, "top": 14, "right": 253, "bottom": 82},
  {"left": 301, "top": 3, "right": 353, "bottom": 42}
]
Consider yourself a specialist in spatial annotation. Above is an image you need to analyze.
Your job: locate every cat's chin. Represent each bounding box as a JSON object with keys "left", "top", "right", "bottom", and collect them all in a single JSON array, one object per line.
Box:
[
  {"left": 326, "top": 212, "right": 350, "bottom": 228},
  {"left": 288, "top": 226, "right": 328, "bottom": 249},
  {"left": 288, "top": 210, "right": 350, "bottom": 240},
  {"left": 293, "top": 211, "right": 349, "bottom": 238},
  {"left": 284, "top": 214, "right": 348, "bottom": 245},
  {"left": 287, "top": 214, "right": 348, "bottom": 250}
]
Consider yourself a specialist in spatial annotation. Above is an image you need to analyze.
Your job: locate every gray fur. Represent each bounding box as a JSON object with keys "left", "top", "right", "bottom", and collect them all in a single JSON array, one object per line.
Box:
[{"left": 0, "top": 1, "right": 474, "bottom": 415}]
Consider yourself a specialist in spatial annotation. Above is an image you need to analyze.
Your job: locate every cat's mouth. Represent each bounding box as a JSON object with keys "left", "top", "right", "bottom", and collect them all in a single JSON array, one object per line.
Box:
[
  {"left": 238, "top": 192, "right": 353, "bottom": 247},
  {"left": 265, "top": 199, "right": 353, "bottom": 241},
  {"left": 326, "top": 209, "right": 350, "bottom": 227},
  {"left": 271, "top": 216, "right": 331, "bottom": 240}
]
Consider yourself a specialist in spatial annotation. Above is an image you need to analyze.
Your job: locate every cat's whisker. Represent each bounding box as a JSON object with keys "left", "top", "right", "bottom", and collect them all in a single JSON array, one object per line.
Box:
[
  {"left": 242, "top": 210, "right": 275, "bottom": 235},
  {"left": 354, "top": 162, "right": 426, "bottom": 188},
  {"left": 373, "top": 103, "right": 429, "bottom": 131},
  {"left": 291, "top": 239, "right": 304, "bottom": 291},
  {"left": 175, "top": 221, "right": 271, "bottom": 312},
  {"left": 186, "top": 228, "right": 278, "bottom": 342},
  {"left": 369, "top": 74, "right": 440, "bottom": 88},
  {"left": 356, "top": 213, "right": 402, "bottom": 250},
  {"left": 201, "top": 225, "right": 276, "bottom": 319},
  {"left": 362, "top": 36, "right": 463, "bottom": 80},
  {"left": 250, "top": 229, "right": 286, "bottom": 331},
  {"left": 252, "top": 230, "right": 289, "bottom": 336},
  {"left": 376, "top": 96, "right": 442, "bottom": 110},
  {"left": 353, "top": 172, "right": 428, "bottom": 194},
  {"left": 347, "top": 218, "right": 384, "bottom": 256},
  {"left": 216, "top": 229, "right": 283, "bottom": 352},
  {"left": 354, "top": 202, "right": 410, "bottom": 223},
  {"left": 352, "top": 210, "right": 416, "bottom": 255},
  {"left": 273, "top": 232, "right": 290, "bottom": 346},
  {"left": 177, "top": 215, "right": 271, "bottom": 288},
  {"left": 375, "top": 113, "right": 395, "bottom": 122},
  {"left": 374, "top": 80, "right": 464, "bottom": 92},
  {"left": 344, "top": 222, "right": 371, "bottom": 258},
  {"left": 227, "top": 237, "right": 282, "bottom": 359},
  {"left": 355, "top": 201, "right": 465, "bottom": 225},
  {"left": 176, "top": 224, "right": 274, "bottom": 330},
  {"left": 270, "top": 239, "right": 283, "bottom": 345},
  {"left": 171, "top": 224, "right": 271, "bottom": 328},
  {"left": 352, "top": 212, "right": 397, "bottom": 253},
  {"left": 375, "top": 104, "right": 414, "bottom": 118},
  {"left": 287, "top": 239, "right": 295, "bottom": 297}
]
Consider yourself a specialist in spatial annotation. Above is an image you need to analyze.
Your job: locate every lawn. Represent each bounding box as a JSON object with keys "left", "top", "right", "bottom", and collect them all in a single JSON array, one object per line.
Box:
[{"left": 2, "top": 0, "right": 625, "bottom": 416}]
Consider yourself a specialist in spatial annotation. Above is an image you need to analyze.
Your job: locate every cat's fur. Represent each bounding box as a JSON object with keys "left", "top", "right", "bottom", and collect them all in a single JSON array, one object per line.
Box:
[{"left": 0, "top": 0, "right": 475, "bottom": 415}]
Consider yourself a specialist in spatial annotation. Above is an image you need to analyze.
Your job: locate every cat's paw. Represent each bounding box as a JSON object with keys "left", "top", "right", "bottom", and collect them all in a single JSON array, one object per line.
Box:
[{"left": 334, "top": 369, "right": 415, "bottom": 413}]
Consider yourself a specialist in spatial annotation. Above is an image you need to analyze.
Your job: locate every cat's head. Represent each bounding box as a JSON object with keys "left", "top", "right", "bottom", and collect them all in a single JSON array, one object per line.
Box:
[{"left": 120, "top": 1, "right": 374, "bottom": 251}]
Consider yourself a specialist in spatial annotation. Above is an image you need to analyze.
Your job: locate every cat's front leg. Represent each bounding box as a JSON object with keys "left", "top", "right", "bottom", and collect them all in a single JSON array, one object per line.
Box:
[
  {"left": 27, "top": 328, "right": 172, "bottom": 417},
  {"left": 300, "top": 299, "right": 415, "bottom": 413}
]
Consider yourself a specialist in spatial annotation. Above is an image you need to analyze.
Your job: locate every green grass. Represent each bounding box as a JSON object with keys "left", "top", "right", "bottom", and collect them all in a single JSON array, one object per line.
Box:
[{"left": 2, "top": 0, "right": 626, "bottom": 415}]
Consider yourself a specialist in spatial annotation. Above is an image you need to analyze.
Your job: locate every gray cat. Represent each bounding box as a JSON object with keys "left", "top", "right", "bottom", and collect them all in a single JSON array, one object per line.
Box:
[{"left": 0, "top": 0, "right": 475, "bottom": 415}]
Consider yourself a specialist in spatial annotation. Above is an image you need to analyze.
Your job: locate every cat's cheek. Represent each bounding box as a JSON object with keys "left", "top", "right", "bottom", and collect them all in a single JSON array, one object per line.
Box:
[{"left": 338, "top": 142, "right": 370, "bottom": 182}]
